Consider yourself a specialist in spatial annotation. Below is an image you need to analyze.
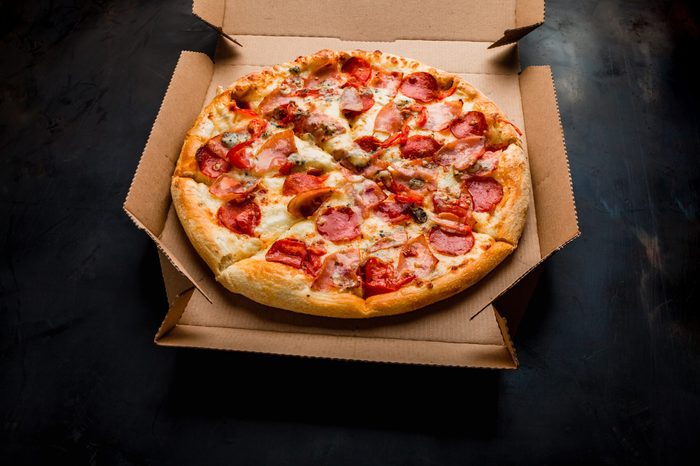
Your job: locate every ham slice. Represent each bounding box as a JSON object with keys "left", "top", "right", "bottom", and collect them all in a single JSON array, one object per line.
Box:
[
  {"left": 398, "top": 235, "right": 438, "bottom": 279},
  {"left": 311, "top": 249, "right": 361, "bottom": 291}
]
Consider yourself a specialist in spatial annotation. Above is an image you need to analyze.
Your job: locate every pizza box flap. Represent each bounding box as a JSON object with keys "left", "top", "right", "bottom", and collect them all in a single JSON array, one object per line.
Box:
[{"left": 193, "top": 0, "right": 544, "bottom": 46}]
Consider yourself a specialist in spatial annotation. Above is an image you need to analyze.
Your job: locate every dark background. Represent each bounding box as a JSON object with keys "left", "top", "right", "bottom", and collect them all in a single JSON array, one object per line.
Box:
[{"left": 1, "top": 0, "right": 699, "bottom": 464}]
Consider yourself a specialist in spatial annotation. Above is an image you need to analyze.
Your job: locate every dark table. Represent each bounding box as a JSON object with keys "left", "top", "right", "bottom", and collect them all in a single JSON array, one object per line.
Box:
[{"left": 2, "top": 1, "right": 699, "bottom": 464}]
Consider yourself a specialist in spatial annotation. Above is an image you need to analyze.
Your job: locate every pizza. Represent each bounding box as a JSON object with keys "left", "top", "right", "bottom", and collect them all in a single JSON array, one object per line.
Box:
[{"left": 171, "top": 49, "right": 530, "bottom": 318}]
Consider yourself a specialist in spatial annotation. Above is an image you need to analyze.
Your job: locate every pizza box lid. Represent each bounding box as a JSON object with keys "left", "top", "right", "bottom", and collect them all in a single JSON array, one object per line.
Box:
[{"left": 123, "top": 0, "right": 579, "bottom": 368}]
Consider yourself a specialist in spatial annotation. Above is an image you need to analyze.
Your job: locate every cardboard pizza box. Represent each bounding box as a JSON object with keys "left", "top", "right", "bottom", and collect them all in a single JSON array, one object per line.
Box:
[{"left": 124, "top": 0, "right": 579, "bottom": 368}]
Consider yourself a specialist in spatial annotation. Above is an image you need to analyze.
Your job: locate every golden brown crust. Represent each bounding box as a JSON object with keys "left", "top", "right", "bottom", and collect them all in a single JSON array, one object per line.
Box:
[{"left": 172, "top": 49, "right": 530, "bottom": 318}]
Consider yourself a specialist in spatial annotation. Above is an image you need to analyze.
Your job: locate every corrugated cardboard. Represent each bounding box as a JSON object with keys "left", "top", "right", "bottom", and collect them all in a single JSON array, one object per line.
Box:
[{"left": 124, "top": 0, "right": 578, "bottom": 368}]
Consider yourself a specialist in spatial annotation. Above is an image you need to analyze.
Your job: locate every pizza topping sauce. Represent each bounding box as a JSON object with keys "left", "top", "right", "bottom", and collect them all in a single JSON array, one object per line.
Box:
[
  {"left": 424, "top": 100, "right": 463, "bottom": 131},
  {"left": 464, "top": 177, "right": 504, "bottom": 213},
  {"left": 400, "top": 135, "right": 442, "bottom": 160},
  {"left": 428, "top": 227, "right": 475, "bottom": 256},
  {"left": 399, "top": 72, "right": 439, "bottom": 102},
  {"left": 287, "top": 187, "right": 334, "bottom": 218},
  {"left": 341, "top": 56, "right": 372, "bottom": 83},
  {"left": 369, "top": 70, "right": 403, "bottom": 97},
  {"left": 369, "top": 229, "right": 408, "bottom": 252},
  {"left": 311, "top": 248, "right": 361, "bottom": 291},
  {"left": 266, "top": 238, "right": 327, "bottom": 276},
  {"left": 361, "top": 257, "right": 415, "bottom": 297},
  {"left": 434, "top": 136, "right": 486, "bottom": 171},
  {"left": 316, "top": 206, "right": 362, "bottom": 242},
  {"left": 196, "top": 146, "right": 231, "bottom": 179},
  {"left": 282, "top": 171, "right": 326, "bottom": 195},
  {"left": 397, "top": 235, "right": 438, "bottom": 279},
  {"left": 217, "top": 198, "right": 261, "bottom": 236},
  {"left": 209, "top": 174, "right": 259, "bottom": 201},
  {"left": 255, "top": 129, "right": 298, "bottom": 173},
  {"left": 450, "top": 111, "right": 487, "bottom": 138}
]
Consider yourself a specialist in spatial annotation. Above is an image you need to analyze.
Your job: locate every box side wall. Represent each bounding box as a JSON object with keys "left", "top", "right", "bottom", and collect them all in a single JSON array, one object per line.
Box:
[
  {"left": 519, "top": 66, "right": 580, "bottom": 257},
  {"left": 215, "top": 0, "right": 517, "bottom": 42}
]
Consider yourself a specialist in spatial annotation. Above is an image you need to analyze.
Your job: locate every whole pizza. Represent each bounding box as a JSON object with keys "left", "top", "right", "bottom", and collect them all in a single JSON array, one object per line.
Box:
[{"left": 171, "top": 49, "right": 530, "bottom": 318}]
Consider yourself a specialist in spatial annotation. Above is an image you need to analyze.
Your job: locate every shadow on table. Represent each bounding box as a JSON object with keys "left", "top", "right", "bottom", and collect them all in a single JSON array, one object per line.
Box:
[{"left": 164, "top": 349, "right": 500, "bottom": 436}]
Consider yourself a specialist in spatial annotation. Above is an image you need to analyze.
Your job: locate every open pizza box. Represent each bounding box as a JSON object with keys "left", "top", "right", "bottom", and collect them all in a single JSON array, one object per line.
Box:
[{"left": 124, "top": 0, "right": 579, "bottom": 368}]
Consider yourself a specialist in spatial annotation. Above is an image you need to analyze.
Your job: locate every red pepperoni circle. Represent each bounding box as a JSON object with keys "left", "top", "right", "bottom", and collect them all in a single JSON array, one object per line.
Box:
[
  {"left": 341, "top": 56, "right": 372, "bottom": 83},
  {"left": 428, "top": 228, "right": 475, "bottom": 256},
  {"left": 216, "top": 199, "right": 261, "bottom": 236},
  {"left": 399, "top": 72, "right": 439, "bottom": 102},
  {"left": 450, "top": 111, "right": 488, "bottom": 138},
  {"left": 464, "top": 177, "right": 503, "bottom": 213},
  {"left": 316, "top": 206, "right": 361, "bottom": 242},
  {"left": 399, "top": 135, "right": 442, "bottom": 159},
  {"left": 196, "top": 147, "right": 231, "bottom": 179}
]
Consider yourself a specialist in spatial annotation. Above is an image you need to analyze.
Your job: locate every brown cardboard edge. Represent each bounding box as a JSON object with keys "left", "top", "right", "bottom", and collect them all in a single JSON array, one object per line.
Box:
[
  {"left": 519, "top": 65, "right": 581, "bottom": 258},
  {"left": 123, "top": 50, "right": 216, "bottom": 301},
  {"left": 493, "top": 306, "right": 519, "bottom": 367},
  {"left": 155, "top": 321, "right": 517, "bottom": 368}
]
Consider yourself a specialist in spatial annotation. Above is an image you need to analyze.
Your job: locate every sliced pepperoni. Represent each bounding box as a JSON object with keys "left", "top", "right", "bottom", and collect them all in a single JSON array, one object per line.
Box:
[
  {"left": 311, "top": 249, "right": 361, "bottom": 291},
  {"left": 468, "top": 149, "right": 501, "bottom": 176},
  {"left": 316, "top": 206, "right": 362, "bottom": 242},
  {"left": 450, "top": 111, "right": 488, "bottom": 138},
  {"left": 434, "top": 136, "right": 486, "bottom": 170},
  {"left": 399, "top": 72, "right": 439, "bottom": 102},
  {"left": 428, "top": 227, "right": 474, "bottom": 256},
  {"left": 400, "top": 135, "right": 442, "bottom": 159},
  {"left": 398, "top": 235, "right": 438, "bottom": 279},
  {"left": 464, "top": 177, "right": 503, "bottom": 212},
  {"left": 369, "top": 230, "right": 408, "bottom": 252},
  {"left": 266, "top": 238, "right": 327, "bottom": 276},
  {"left": 294, "top": 112, "right": 346, "bottom": 143},
  {"left": 255, "top": 130, "right": 297, "bottom": 173},
  {"left": 257, "top": 88, "right": 296, "bottom": 117},
  {"left": 196, "top": 146, "right": 231, "bottom": 179},
  {"left": 341, "top": 57, "right": 372, "bottom": 83},
  {"left": 287, "top": 187, "right": 334, "bottom": 218},
  {"left": 209, "top": 174, "right": 259, "bottom": 201},
  {"left": 282, "top": 171, "right": 326, "bottom": 195},
  {"left": 375, "top": 201, "right": 411, "bottom": 224},
  {"left": 369, "top": 70, "right": 403, "bottom": 96},
  {"left": 425, "top": 100, "right": 463, "bottom": 131},
  {"left": 374, "top": 102, "right": 405, "bottom": 133},
  {"left": 217, "top": 199, "right": 261, "bottom": 236},
  {"left": 362, "top": 257, "right": 415, "bottom": 297}
]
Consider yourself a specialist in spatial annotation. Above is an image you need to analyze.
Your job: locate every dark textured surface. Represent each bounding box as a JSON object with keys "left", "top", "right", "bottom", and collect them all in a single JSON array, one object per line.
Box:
[{"left": 1, "top": 1, "right": 699, "bottom": 464}]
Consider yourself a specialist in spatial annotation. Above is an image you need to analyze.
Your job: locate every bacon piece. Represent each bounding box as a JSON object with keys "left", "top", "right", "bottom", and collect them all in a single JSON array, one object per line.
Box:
[
  {"left": 316, "top": 206, "right": 362, "bottom": 242},
  {"left": 424, "top": 100, "right": 462, "bottom": 131},
  {"left": 428, "top": 227, "right": 475, "bottom": 256},
  {"left": 400, "top": 135, "right": 442, "bottom": 159},
  {"left": 399, "top": 72, "right": 439, "bottom": 102},
  {"left": 311, "top": 248, "right": 361, "bottom": 291},
  {"left": 468, "top": 149, "right": 501, "bottom": 176},
  {"left": 217, "top": 199, "right": 261, "bottom": 236},
  {"left": 209, "top": 174, "right": 259, "bottom": 201},
  {"left": 375, "top": 201, "right": 411, "bottom": 224},
  {"left": 361, "top": 257, "right": 414, "bottom": 297},
  {"left": 294, "top": 112, "right": 346, "bottom": 143},
  {"left": 398, "top": 235, "right": 438, "bottom": 279},
  {"left": 369, "top": 70, "right": 403, "bottom": 97},
  {"left": 450, "top": 111, "right": 488, "bottom": 138},
  {"left": 196, "top": 146, "right": 231, "bottom": 179},
  {"left": 282, "top": 171, "right": 326, "bottom": 196},
  {"left": 374, "top": 102, "right": 406, "bottom": 134},
  {"left": 369, "top": 230, "right": 408, "bottom": 252},
  {"left": 254, "top": 130, "right": 297, "bottom": 173},
  {"left": 341, "top": 57, "right": 372, "bottom": 83},
  {"left": 434, "top": 136, "right": 486, "bottom": 170},
  {"left": 287, "top": 187, "right": 334, "bottom": 218},
  {"left": 265, "top": 238, "right": 327, "bottom": 276},
  {"left": 464, "top": 177, "right": 504, "bottom": 213}
]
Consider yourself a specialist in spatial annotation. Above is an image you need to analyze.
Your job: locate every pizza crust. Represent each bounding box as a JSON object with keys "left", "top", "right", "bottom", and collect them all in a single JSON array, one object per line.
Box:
[{"left": 172, "top": 49, "right": 531, "bottom": 318}]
